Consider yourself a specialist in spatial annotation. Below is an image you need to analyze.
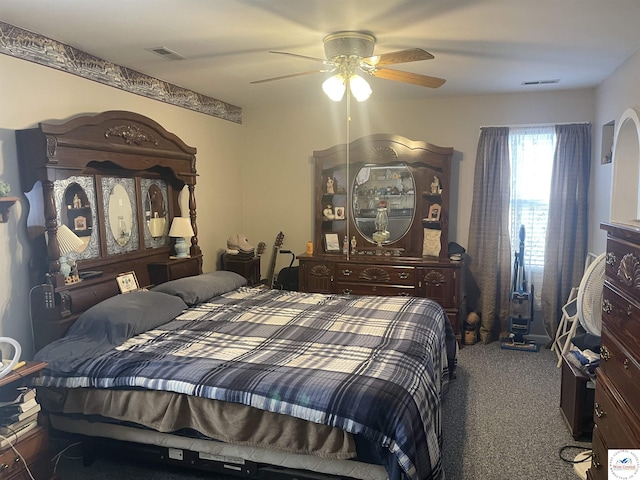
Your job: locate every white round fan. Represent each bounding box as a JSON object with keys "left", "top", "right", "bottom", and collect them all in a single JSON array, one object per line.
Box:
[{"left": 576, "top": 253, "right": 606, "bottom": 337}]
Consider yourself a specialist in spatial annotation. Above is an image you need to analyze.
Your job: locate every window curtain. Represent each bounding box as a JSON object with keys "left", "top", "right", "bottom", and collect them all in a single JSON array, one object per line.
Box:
[
  {"left": 541, "top": 124, "right": 591, "bottom": 339},
  {"left": 467, "top": 127, "right": 512, "bottom": 343}
]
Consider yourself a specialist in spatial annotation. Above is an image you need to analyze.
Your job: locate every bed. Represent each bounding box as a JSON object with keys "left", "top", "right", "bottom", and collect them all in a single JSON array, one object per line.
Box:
[
  {"left": 32, "top": 271, "right": 457, "bottom": 480},
  {"left": 17, "top": 111, "right": 456, "bottom": 480}
]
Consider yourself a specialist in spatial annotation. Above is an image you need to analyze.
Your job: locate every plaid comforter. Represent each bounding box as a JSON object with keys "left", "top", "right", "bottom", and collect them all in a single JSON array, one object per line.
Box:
[{"left": 35, "top": 287, "right": 456, "bottom": 480}]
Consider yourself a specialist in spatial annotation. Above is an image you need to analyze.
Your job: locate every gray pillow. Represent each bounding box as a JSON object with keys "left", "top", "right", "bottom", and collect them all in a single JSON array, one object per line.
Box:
[
  {"left": 68, "top": 290, "right": 188, "bottom": 344},
  {"left": 151, "top": 270, "right": 247, "bottom": 306}
]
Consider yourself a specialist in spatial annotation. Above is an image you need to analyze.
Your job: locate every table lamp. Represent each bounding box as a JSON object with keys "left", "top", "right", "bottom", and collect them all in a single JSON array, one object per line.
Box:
[
  {"left": 169, "top": 217, "right": 194, "bottom": 258},
  {"left": 57, "top": 224, "right": 84, "bottom": 278}
]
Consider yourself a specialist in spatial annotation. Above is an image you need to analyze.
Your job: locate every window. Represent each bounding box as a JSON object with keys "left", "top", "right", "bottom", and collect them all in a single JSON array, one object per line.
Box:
[{"left": 508, "top": 127, "right": 556, "bottom": 290}]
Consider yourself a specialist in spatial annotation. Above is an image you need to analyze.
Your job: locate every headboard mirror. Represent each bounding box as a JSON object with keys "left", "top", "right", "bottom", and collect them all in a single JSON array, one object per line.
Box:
[{"left": 17, "top": 111, "right": 202, "bottom": 350}]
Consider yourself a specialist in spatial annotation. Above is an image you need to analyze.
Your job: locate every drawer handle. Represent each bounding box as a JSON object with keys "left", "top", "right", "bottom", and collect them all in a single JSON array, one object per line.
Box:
[
  {"left": 398, "top": 272, "right": 409, "bottom": 279},
  {"left": 606, "top": 251, "right": 616, "bottom": 266},
  {"left": 594, "top": 402, "right": 606, "bottom": 418},
  {"left": 624, "top": 358, "right": 630, "bottom": 369},
  {"left": 341, "top": 269, "right": 352, "bottom": 277},
  {"left": 0, "top": 464, "right": 8, "bottom": 470},
  {"left": 398, "top": 292, "right": 410, "bottom": 297},
  {"left": 342, "top": 289, "right": 352, "bottom": 295},
  {"left": 602, "top": 299, "right": 612, "bottom": 315},
  {"left": 627, "top": 305, "right": 633, "bottom": 316},
  {"left": 600, "top": 345, "right": 610, "bottom": 361},
  {"left": 592, "top": 452, "right": 601, "bottom": 469}
]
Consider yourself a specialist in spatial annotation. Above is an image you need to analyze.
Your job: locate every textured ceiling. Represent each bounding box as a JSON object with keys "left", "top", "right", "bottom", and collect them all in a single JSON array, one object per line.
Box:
[{"left": 2, "top": 0, "right": 640, "bottom": 110}]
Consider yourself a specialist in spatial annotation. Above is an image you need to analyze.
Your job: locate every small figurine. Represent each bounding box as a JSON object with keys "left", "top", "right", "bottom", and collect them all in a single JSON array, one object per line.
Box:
[
  {"left": 326, "top": 176, "right": 335, "bottom": 194},
  {"left": 430, "top": 176, "right": 441, "bottom": 194},
  {"left": 73, "top": 193, "right": 82, "bottom": 208},
  {"left": 323, "top": 205, "right": 335, "bottom": 220},
  {"left": 350, "top": 236, "right": 357, "bottom": 254}
]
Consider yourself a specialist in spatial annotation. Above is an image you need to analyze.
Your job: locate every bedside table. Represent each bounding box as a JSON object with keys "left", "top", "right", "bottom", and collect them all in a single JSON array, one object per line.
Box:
[
  {"left": 222, "top": 254, "right": 261, "bottom": 286},
  {"left": 148, "top": 255, "right": 202, "bottom": 285},
  {"left": 0, "top": 361, "right": 55, "bottom": 479}
]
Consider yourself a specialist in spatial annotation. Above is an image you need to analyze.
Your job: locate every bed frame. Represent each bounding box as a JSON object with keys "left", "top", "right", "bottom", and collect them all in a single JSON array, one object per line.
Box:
[{"left": 16, "top": 111, "right": 202, "bottom": 351}]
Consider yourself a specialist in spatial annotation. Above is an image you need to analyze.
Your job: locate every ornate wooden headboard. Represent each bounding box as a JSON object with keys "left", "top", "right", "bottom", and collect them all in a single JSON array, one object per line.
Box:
[{"left": 16, "top": 111, "right": 202, "bottom": 351}]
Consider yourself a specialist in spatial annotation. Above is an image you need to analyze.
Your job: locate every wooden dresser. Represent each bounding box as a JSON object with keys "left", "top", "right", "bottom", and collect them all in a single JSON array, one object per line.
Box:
[
  {"left": 298, "top": 254, "right": 466, "bottom": 341},
  {"left": 588, "top": 223, "right": 640, "bottom": 479}
]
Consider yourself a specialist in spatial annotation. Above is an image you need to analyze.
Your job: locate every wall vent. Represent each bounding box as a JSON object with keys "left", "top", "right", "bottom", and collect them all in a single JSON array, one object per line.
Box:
[
  {"left": 521, "top": 79, "right": 560, "bottom": 86},
  {"left": 146, "top": 47, "right": 185, "bottom": 61}
]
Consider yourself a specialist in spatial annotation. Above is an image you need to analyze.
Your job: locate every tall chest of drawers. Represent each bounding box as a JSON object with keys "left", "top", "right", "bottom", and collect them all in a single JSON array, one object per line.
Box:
[{"left": 589, "top": 223, "right": 640, "bottom": 479}]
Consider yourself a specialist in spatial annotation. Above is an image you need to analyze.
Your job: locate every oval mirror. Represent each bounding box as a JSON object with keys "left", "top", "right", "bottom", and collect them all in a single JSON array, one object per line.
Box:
[
  {"left": 352, "top": 163, "right": 415, "bottom": 245},
  {"left": 61, "top": 182, "right": 92, "bottom": 253},
  {"left": 108, "top": 184, "right": 133, "bottom": 246},
  {"left": 145, "top": 184, "right": 167, "bottom": 238}
]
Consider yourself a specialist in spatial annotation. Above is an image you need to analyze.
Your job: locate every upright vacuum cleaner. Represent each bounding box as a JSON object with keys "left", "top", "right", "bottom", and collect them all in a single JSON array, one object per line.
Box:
[{"left": 500, "top": 225, "right": 540, "bottom": 352}]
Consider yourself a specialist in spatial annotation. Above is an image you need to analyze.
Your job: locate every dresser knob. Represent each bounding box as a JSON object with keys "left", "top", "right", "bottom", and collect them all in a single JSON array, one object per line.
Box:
[
  {"left": 592, "top": 453, "right": 602, "bottom": 469},
  {"left": 0, "top": 464, "right": 8, "bottom": 470},
  {"left": 606, "top": 251, "right": 616, "bottom": 266},
  {"left": 627, "top": 305, "right": 633, "bottom": 316},
  {"left": 341, "top": 269, "right": 352, "bottom": 277},
  {"left": 624, "top": 358, "right": 630, "bottom": 369},
  {"left": 600, "top": 345, "right": 610, "bottom": 361},
  {"left": 594, "top": 402, "right": 606, "bottom": 418},
  {"left": 399, "top": 292, "right": 410, "bottom": 297},
  {"left": 602, "top": 299, "right": 612, "bottom": 314},
  {"left": 342, "top": 289, "right": 352, "bottom": 294},
  {"left": 398, "top": 272, "right": 409, "bottom": 279}
]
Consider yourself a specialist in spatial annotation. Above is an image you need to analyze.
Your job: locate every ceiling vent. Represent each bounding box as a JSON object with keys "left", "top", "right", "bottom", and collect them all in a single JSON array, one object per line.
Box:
[
  {"left": 521, "top": 79, "right": 560, "bottom": 86},
  {"left": 146, "top": 47, "right": 185, "bottom": 61}
]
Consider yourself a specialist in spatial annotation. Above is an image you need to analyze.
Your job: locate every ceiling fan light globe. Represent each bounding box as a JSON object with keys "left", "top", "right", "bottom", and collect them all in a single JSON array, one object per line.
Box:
[
  {"left": 322, "top": 75, "right": 346, "bottom": 101},
  {"left": 349, "top": 74, "right": 372, "bottom": 102}
]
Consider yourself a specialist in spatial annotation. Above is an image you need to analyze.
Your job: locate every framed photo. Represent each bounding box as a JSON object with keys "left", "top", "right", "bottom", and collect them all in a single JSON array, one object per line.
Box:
[
  {"left": 116, "top": 271, "right": 139, "bottom": 294},
  {"left": 428, "top": 203, "right": 441, "bottom": 221},
  {"left": 334, "top": 206, "right": 345, "bottom": 220},
  {"left": 73, "top": 215, "right": 87, "bottom": 231},
  {"left": 323, "top": 233, "right": 341, "bottom": 252}
]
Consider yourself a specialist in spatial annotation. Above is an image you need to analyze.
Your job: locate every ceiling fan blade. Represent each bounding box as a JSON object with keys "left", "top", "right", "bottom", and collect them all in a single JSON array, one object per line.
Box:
[
  {"left": 269, "top": 51, "right": 330, "bottom": 64},
  {"left": 363, "top": 48, "right": 434, "bottom": 67},
  {"left": 250, "top": 70, "right": 326, "bottom": 84},
  {"left": 372, "top": 68, "right": 446, "bottom": 88}
]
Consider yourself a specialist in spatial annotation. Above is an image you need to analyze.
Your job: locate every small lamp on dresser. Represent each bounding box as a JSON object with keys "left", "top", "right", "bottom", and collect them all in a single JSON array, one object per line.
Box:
[
  {"left": 169, "top": 217, "right": 194, "bottom": 258},
  {"left": 57, "top": 224, "right": 84, "bottom": 279}
]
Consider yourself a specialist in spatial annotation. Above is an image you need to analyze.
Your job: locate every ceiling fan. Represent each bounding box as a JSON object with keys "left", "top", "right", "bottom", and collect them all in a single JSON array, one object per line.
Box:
[{"left": 251, "top": 31, "right": 445, "bottom": 100}]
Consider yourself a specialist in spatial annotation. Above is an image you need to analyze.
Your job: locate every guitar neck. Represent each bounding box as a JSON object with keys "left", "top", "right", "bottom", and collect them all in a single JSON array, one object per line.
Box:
[{"left": 266, "top": 245, "right": 281, "bottom": 288}]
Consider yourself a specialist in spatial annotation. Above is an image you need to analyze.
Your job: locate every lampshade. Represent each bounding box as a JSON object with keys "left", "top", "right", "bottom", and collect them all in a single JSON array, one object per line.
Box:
[
  {"left": 322, "top": 73, "right": 371, "bottom": 102},
  {"left": 169, "top": 217, "right": 194, "bottom": 238},
  {"left": 322, "top": 74, "right": 346, "bottom": 102},
  {"left": 349, "top": 74, "right": 372, "bottom": 102},
  {"left": 57, "top": 224, "right": 84, "bottom": 256}
]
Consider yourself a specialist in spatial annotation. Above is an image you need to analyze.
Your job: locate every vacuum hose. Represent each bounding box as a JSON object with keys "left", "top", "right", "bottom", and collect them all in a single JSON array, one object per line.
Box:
[{"left": 0, "top": 337, "right": 22, "bottom": 379}]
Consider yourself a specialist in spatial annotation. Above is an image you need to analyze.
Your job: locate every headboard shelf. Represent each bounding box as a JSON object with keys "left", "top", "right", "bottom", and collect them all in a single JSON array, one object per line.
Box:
[{"left": 16, "top": 111, "right": 203, "bottom": 352}]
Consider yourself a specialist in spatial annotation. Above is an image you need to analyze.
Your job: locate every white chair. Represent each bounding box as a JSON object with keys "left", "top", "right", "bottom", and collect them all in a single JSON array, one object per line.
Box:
[
  {"left": 552, "top": 288, "right": 579, "bottom": 367},
  {"left": 552, "top": 253, "right": 598, "bottom": 368}
]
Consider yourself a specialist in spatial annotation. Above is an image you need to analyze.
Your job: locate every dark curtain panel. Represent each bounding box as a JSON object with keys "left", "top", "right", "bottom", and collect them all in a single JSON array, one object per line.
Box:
[
  {"left": 541, "top": 124, "right": 591, "bottom": 339},
  {"left": 467, "top": 127, "right": 512, "bottom": 343}
]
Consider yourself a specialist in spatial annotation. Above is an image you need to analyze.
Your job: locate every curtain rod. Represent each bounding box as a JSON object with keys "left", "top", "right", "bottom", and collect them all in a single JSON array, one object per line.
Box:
[{"left": 480, "top": 121, "right": 591, "bottom": 128}]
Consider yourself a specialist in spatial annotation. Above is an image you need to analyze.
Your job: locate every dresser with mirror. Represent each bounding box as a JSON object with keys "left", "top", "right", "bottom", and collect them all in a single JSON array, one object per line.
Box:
[
  {"left": 298, "top": 134, "right": 466, "bottom": 340},
  {"left": 16, "top": 111, "right": 202, "bottom": 351}
]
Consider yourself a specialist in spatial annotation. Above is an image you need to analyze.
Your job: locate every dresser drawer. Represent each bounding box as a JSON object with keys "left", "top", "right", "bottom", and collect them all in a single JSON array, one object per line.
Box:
[
  {"left": 606, "top": 236, "right": 640, "bottom": 301},
  {"left": 0, "top": 425, "right": 49, "bottom": 480},
  {"left": 593, "top": 369, "right": 640, "bottom": 448},
  {"left": 600, "top": 325, "right": 640, "bottom": 417},
  {"left": 335, "top": 264, "right": 415, "bottom": 286},
  {"left": 417, "top": 267, "right": 457, "bottom": 308},
  {"left": 602, "top": 283, "right": 640, "bottom": 358},
  {"left": 335, "top": 282, "right": 414, "bottom": 296},
  {"left": 588, "top": 424, "right": 607, "bottom": 480}
]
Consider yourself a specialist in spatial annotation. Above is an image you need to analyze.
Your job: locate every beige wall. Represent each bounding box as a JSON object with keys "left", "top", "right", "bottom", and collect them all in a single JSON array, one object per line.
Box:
[
  {"left": 591, "top": 49, "right": 640, "bottom": 254},
  {"left": 242, "top": 89, "right": 595, "bottom": 275},
  {"left": 0, "top": 54, "right": 243, "bottom": 356}
]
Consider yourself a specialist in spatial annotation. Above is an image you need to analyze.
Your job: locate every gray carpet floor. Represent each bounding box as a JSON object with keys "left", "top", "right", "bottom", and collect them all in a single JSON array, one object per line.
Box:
[{"left": 52, "top": 342, "right": 592, "bottom": 479}]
